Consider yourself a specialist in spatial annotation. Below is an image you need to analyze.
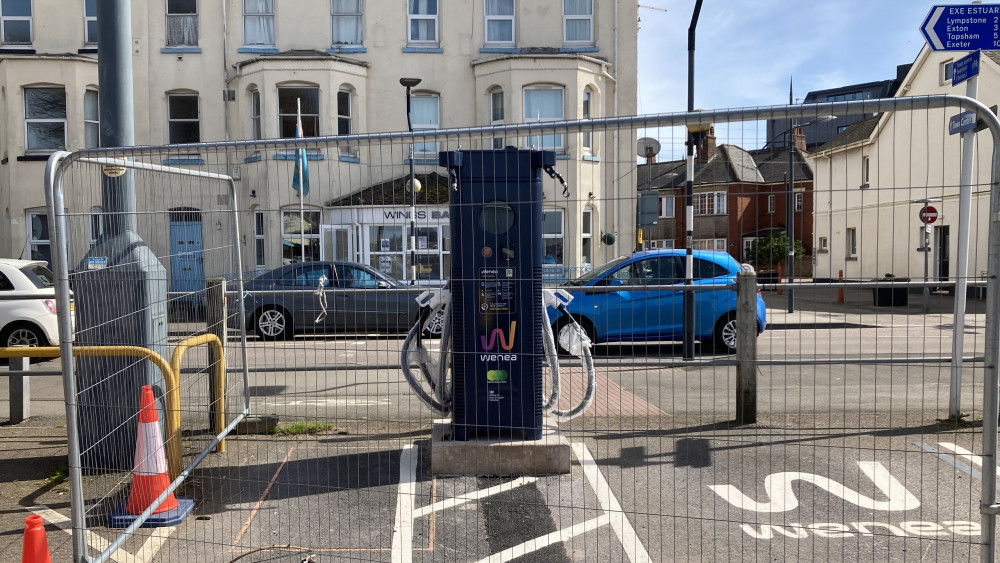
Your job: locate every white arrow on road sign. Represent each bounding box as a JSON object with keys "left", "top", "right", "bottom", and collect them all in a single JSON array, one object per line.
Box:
[{"left": 923, "top": 6, "right": 946, "bottom": 50}]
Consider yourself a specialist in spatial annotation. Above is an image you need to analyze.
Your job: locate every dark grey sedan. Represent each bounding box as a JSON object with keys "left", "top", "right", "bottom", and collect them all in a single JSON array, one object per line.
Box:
[{"left": 232, "top": 261, "right": 433, "bottom": 340}]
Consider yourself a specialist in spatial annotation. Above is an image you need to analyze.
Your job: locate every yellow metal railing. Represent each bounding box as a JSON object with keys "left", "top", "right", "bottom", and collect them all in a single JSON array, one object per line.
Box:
[{"left": 0, "top": 336, "right": 226, "bottom": 478}]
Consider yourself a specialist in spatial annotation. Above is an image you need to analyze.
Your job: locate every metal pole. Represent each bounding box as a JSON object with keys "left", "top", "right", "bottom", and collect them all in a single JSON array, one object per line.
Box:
[
  {"left": 950, "top": 72, "right": 978, "bottom": 419},
  {"left": 405, "top": 86, "right": 417, "bottom": 284},
  {"left": 97, "top": 0, "right": 136, "bottom": 234},
  {"left": 980, "top": 131, "right": 1000, "bottom": 563},
  {"left": 683, "top": 0, "right": 703, "bottom": 360},
  {"left": 297, "top": 99, "right": 305, "bottom": 263},
  {"left": 787, "top": 126, "right": 795, "bottom": 313},
  {"left": 924, "top": 226, "right": 930, "bottom": 313},
  {"left": 735, "top": 271, "right": 757, "bottom": 423}
]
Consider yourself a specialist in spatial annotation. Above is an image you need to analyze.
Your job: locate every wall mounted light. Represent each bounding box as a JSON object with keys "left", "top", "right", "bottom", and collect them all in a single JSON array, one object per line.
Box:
[{"left": 215, "top": 219, "right": 222, "bottom": 230}]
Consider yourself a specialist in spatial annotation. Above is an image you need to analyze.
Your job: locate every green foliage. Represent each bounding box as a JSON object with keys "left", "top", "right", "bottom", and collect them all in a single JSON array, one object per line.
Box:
[
  {"left": 745, "top": 232, "right": 805, "bottom": 269},
  {"left": 270, "top": 421, "right": 334, "bottom": 436}
]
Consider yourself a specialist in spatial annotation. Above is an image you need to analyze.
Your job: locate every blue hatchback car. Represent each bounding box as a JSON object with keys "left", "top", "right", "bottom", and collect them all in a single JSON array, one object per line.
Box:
[{"left": 549, "top": 249, "right": 767, "bottom": 353}]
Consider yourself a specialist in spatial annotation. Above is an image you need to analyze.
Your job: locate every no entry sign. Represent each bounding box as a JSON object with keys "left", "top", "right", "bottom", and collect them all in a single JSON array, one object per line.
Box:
[{"left": 920, "top": 205, "right": 939, "bottom": 224}]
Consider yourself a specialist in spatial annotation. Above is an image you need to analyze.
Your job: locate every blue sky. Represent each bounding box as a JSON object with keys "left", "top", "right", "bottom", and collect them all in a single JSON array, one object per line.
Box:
[{"left": 637, "top": 1, "right": 939, "bottom": 159}]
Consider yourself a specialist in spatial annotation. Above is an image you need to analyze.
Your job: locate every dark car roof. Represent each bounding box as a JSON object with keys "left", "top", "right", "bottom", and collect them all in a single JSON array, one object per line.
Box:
[{"left": 252, "top": 261, "right": 400, "bottom": 285}]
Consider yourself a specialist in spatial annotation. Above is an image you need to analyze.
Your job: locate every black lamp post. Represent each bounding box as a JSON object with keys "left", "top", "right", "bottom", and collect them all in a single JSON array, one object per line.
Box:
[{"left": 400, "top": 77, "right": 422, "bottom": 284}]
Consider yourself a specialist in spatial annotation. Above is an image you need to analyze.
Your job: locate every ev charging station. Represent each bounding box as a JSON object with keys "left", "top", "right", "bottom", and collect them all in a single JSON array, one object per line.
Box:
[{"left": 402, "top": 148, "right": 597, "bottom": 472}]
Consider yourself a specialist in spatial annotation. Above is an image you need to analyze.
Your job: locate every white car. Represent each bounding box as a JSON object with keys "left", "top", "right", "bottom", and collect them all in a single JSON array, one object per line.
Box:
[{"left": 0, "top": 258, "right": 71, "bottom": 348}]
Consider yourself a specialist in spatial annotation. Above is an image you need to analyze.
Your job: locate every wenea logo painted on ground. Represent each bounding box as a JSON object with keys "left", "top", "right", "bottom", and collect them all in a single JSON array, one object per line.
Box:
[
  {"left": 709, "top": 461, "right": 979, "bottom": 539},
  {"left": 480, "top": 321, "right": 517, "bottom": 363}
]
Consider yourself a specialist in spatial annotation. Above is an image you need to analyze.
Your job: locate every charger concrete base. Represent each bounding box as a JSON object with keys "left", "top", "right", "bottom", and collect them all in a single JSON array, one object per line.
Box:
[{"left": 430, "top": 418, "right": 571, "bottom": 476}]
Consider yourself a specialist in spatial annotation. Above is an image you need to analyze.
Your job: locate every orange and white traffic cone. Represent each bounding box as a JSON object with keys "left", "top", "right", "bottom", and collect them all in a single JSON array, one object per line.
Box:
[
  {"left": 21, "top": 514, "right": 51, "bottom": 563},
  {"left": 110, "top": 385, "right": 193, "bottom": 527},
  {"left": 124, "top": 385, "right": 179, "bottom": 515}
]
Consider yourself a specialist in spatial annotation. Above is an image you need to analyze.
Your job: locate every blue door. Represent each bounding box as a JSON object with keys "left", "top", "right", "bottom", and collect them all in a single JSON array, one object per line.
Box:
[{"left": 169, "top": 217, "right": 205, "bottom": 307}]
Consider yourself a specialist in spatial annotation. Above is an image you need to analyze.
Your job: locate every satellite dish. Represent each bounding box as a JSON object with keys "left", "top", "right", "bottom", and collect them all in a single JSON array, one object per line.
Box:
[{"left": 637, "top": 137, "right": 661, "bottom": 162}]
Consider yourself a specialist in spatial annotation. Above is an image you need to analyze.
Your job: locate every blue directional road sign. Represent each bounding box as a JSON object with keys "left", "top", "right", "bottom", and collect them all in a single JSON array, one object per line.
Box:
[
  {"left": 949, "top": 111, "right": 977, "bottom": 135},
  {"left": 952, "top": 50, "right": 980, "bottom": 85},
  {"left": 921, "top": 4, "right": 1000, "bottom": 51}
]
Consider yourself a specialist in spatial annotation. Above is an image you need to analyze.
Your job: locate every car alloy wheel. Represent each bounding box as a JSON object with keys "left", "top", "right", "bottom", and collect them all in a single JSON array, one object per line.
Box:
[
  {"left": 422, "top": 307, "right": 446, "bottom": 337},
  {"left": 256, "top": 308, "right": 289, "bottom": 340},
  {"left": 6, "top": 325, "right": 42, "bottom": 347},
  {"left": 712, "top": 313, "right": 738, "bottom": 353}
]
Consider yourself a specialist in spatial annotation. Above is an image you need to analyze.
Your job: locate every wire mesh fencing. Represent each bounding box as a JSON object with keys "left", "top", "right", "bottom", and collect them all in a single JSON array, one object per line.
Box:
[{"left": 41, "top": 95, "right": 1000, "bottom": 562}]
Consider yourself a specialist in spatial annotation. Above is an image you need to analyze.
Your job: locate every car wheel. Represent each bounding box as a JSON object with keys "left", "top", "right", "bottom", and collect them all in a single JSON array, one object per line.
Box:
[
  {"left": 711, "top": 313, "right": 738, "bottom": 354},
  {"left": 255, "top": 307, "right": 291, "bottom": 340},
  {"left": 421, "top": 307, "right": 446, "bottom": 338},
  {"left": 553, "top": 315, "right": 595, "bottom": 356},
  {"left": 1, "top": 322, "right": 48, "bottom": 348}
]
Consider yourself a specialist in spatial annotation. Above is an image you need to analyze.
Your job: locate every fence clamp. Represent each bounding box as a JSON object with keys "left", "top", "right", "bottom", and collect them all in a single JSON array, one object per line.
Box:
[{"left": 981, "top": 503, "right": 1000, "bottom": 515}]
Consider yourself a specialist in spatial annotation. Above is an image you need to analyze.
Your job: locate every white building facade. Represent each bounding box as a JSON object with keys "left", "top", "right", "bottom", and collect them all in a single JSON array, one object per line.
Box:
[
  {"left": 811, "top": 46, "right": 998, "bottom": 286},
  {"left": 1, "top": 0, "right": 638, "bottom": 286}
]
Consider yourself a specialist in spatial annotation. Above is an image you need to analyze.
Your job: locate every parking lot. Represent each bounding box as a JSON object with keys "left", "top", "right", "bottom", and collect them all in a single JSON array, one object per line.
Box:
[{"left": 1, "top": 286, "right": 992, "bottom": 561}]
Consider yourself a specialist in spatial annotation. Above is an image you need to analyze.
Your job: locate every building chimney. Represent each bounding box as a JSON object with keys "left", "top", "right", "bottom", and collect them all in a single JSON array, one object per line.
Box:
[
  {"left": 792, "top": 126, "right": 807, "bottom": 152},
  {"left": 696, "top": 125, "right": 716, "bottom": 164}
]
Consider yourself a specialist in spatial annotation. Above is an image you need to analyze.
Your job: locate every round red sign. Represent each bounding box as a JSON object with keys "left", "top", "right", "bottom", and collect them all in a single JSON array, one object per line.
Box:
[{"left": 919, "top": 205, "right": 939, "bottom": 224}]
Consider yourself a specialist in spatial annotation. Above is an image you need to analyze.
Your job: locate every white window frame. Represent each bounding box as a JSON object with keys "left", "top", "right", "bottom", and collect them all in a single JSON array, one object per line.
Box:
[
  {"left": 166, "top": 0, "right": 198, "bottom": 47},
  {"left": 243, "top": 0, "right": 275, "bottom": 47},
  {"left": 862, "top": 155, "right": 870, "bottom": 185},
  {"left": 1, "top": 0, "right": 32, "bottom": 46},
  {"left": 490, "top": 88, "right": 504, "bottom": 149},
  {"left": 167, "top": 92, "right": 201, "bottom": 144},
  {"left": 84, "top": 0, "right": 97, "bottom": 45},
  {"left": 277, "top": 85, "right": 320, "bottom": 139},
  {"left": 411, "top": 92, "right": 439, "bottom": 155},
  {"left": 282, "top": 208, "right": 322, "bottom": 264},
  {"left": 250, "top": 88, "right": 261, "bottom": 140},
  {"left": 563, "top": 0, "right": 592, "bottom": 44},
  {"left": 26, "top": 209, "right": 49, "bottom": 265},
  {"left": 581, "top": 87, "right": 593, "bottom": 153},
  {"left": 331, "top": 0, "right": 362, "bottom": 46},
  {"left": 693, "top": 191, "right": 726, "bottom": 216},
  {"left": 84, "top": 89, "right": 100, "bottom": 149},
  {"left": 337, "top": 88, "right": 352, "bottom": 136},
  {"left": 484, "top": 0, "right": 514, "bottom": 45},
  {"left": 523, "top": 85, "right": 564, "bottom": 150},
  {"left": 581, "top": 208, "right": 592, "bottom": 266},
  {"left": 819, "top": 236, "right": 828, "bottom": 251},
  {"left": 941, "top": 60, "right": 954, "bottom": 85},
  {"left": 693, "top": 238, "right": 727, "bottom": 251},
  {"left": 846, "top": 227, "right": 857, "bottom": 258},
  {"left": 767, "top": 194, "right": 776, "bottom": 214},
  {"left": 794, "top": 192, "right": 803, "bottom": 212},
  {"left": 542, "top": 209, "right": 564, "bottom": 265},
  {"left": 407, "top": 0, "right": 438, "bottom": 45},
  {"left": 660, "top": 195, "right": 674, "bottom": 218},
  {"left": 254, "top": 209, "right": 266, "bottom": 267},
  {"left": 24, "top": 87, "right": 67, "bottom": 153}
]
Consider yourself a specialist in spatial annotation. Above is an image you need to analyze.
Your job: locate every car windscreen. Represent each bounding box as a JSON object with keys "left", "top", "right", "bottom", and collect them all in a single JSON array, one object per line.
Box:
[
  {"left": 22, "top": 265, "right": 55, "bottom": 288},
  {"left": 568, "top": 256, "right": 630, "bottom": 285}
]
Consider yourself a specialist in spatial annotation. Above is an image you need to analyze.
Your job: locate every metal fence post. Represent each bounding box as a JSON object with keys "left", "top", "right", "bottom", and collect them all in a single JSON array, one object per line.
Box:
[
  {"left": 8, "top": 353, "right": 29, "bottom": 423},
  {"left": 736, "top": 271, "right": 757, "bottom": 424},
  {"left": 206, "top": 277, "right": 226, "bottom": 434}
]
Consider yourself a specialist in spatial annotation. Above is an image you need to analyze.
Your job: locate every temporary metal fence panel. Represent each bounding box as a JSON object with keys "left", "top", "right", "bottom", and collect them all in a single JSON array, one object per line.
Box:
[{"left": 41, "top": 95, "right": 1000, "bottom": 562}]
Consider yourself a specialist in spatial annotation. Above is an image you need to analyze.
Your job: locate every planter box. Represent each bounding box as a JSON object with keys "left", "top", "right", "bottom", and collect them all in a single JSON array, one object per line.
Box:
[{"left": 872, "top": 279, "right": 909, "bottom": 307}]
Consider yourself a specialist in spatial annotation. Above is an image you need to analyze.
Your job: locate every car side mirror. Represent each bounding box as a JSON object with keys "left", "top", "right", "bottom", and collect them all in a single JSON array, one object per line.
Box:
[
  {"left": 610, "top": 279, "right": 625, "bottom": 287},
  {"left": 378, "top": 281, "right": 391, "bottom": 289}
]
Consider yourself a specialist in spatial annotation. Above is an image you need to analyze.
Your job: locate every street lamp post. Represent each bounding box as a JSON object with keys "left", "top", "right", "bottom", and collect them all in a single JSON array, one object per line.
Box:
[
  {"left": 400, "top": 78, "right": 422, "bottom": 284},
  {"left": 912, "top": 197, "right": 942, "bottom": 314}
]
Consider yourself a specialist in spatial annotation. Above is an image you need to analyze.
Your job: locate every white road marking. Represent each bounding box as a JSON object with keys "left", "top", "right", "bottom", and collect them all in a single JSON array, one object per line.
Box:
[
  {"left": 937, "top": 442, "right": 987, "bottom": 468},
  {"left": 391, "top": 444, "right": 417, "bottom": 563},
  {"left": 707, "top": 461, "right": 920, "bottom": 513},
  {"left": 475, "top": 514, "right": 612, "bottom": 563},
  {"left": 917, "top": 442, "right": 983, "bottom": 482},
  {"left": 256, "top": 398, "right": 390, "bottom": 407},
  {"left": 412, "top": 476, "right": 538, "bottom": 518},
  {"left": 28, "top": 505, "right": 174, "bottom": 563},
  {"left": 572, "top": 443, "right": 651, "bottom": 563}
]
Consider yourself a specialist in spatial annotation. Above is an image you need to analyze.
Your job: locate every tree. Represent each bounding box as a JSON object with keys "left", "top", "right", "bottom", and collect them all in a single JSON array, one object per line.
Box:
[{"left": 745, "top": 232, "right": 805, "bottom": 270}]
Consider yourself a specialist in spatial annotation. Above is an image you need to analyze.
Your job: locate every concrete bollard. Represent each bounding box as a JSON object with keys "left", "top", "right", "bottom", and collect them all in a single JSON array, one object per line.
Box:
[{"left": 9, "top": 352, "right": 29, "bottom": 423}]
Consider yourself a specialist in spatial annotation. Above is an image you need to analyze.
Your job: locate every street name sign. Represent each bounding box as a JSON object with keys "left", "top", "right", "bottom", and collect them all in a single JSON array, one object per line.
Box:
[
  {"left": 921, "top": 4, "right": 1000, "bottom": 51},
  {"left": 920, "top": 205, "right": 939, "bottom": 224},
  {"left": 949, "top": 110, "right": 978, "bottom": 134},
  {"left": 952, "top": 49, "right": 981, "bottom": 84}
]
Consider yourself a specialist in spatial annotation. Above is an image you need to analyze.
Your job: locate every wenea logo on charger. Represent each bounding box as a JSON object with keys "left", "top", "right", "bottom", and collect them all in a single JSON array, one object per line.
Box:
[{"left": 478, "top": 267, "right": 518, "bottom": 370}]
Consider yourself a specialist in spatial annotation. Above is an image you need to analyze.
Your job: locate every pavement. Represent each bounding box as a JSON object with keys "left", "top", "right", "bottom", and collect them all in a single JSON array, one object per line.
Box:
[{"left": 0, "top": 283, "right": 990, "bottom": 561}]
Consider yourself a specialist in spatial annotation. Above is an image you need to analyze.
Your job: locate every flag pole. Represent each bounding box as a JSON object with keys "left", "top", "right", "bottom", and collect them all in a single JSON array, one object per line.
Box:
[{"left": 297, "top": 98, "right": 305, "bottom": 263}]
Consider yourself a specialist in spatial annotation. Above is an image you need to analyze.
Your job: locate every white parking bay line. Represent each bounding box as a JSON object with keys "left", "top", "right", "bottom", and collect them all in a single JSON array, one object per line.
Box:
[
  {"left": 475, "top": 514, "right": 612, "bottom": 563},
  {"left": 915, "top": 442, "right": 983, "bottom": 482},
  {"left": 28, "top": 505, "right": 174, "bottom": 563},
  {"left": 572, "top": 443, "right": 651, "bottom": 563},
  {"left": 391, "top": 444, "right": 418, "bottom": 563},
  {"left": 412, "top": 476, "right": 538, "bottom": 518},
  {"left": 937, "top": 442, "right": 986, "bottom": 467}
]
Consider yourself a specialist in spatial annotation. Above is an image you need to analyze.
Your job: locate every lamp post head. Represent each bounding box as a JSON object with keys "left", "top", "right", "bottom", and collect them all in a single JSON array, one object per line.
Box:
[{"left": 399, "top": 77, "right": 422, "bottom": 88}]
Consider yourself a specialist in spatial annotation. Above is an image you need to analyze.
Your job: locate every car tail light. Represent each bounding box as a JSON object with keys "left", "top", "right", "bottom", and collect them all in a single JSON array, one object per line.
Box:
[{"left": 43, "top": 299, "right": 57, "bottom": 315}]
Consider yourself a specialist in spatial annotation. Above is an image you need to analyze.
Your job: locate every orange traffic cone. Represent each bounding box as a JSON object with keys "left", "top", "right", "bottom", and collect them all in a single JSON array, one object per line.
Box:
[
  {"left": 21, "top": 515, "right": 51, "bottom": 563},
  {"left": 110, "top": 385, "right": 193, "bottom": 527},
  {"left": 124, "top": 385, "right": 179, "bottom": 515}
]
